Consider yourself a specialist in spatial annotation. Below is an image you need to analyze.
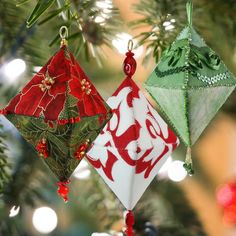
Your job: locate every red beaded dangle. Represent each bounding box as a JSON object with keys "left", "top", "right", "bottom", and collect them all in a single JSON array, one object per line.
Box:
[
  {"left": 57, "top": 179, "right": 71, "bottom": 202},
  {"left": 125, "top": 210, "right": 135, "bottom": 236},
  {"left": 123, "top": 40, "right": 137, "bottom": 79}
]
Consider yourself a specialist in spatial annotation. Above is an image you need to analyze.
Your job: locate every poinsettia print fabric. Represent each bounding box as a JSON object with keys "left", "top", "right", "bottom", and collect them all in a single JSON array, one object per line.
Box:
[
  {"left": 2, "top": 46, "right": 112, "bottom": 181},
  {"left": 86, "top": 78, "right": 179, "bottom": 210},
  {"left": 4, "top": 46, "right": 108, "bottom": 121}
]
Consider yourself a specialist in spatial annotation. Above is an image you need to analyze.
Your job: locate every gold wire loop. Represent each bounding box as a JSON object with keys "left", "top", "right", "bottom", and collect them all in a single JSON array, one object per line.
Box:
[
  {"left": 59, "top": 26, "right": 68, "bottom": 47},
  {"left": 59, "top": 26, "right": 68, "bottom": 39},
  {"left": 127, "top": 39, "right": 134, "bottom": 51}
]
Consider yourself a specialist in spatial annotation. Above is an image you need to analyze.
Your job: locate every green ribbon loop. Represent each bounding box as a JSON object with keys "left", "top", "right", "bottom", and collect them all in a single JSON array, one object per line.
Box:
[{"left": 186, "top": 1, "right": 193, "bottom": 26}]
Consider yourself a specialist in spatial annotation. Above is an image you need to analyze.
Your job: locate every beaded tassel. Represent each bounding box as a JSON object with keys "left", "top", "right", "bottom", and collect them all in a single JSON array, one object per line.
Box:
[
  {"left": 125, "top": 210, "right": 134, "bottom": 236},
  {"left": 57, "top": 179, "right": 71, "bottom": 202}
]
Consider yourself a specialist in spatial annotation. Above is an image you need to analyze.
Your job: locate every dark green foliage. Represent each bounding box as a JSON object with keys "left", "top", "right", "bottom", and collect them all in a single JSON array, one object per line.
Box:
[
  {"left": 0, "top": 123, "right": 11, "bottom": 195},
  {"left": 132, "top": 0, "right": 186, "bottom": 63},
  {"left": 15, "top": 0, "right": 121, "bottom": 61}
]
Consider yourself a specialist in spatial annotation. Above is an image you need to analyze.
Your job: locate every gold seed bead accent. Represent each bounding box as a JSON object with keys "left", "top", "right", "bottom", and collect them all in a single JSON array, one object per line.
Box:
[{"left": 81, "top": 79, "right": 91, "bottom": 95}]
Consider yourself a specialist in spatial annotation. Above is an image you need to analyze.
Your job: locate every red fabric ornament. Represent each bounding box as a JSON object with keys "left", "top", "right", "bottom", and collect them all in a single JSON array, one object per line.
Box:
[{"left": 1, "top": 32, "right": 112, "bottom": 201}]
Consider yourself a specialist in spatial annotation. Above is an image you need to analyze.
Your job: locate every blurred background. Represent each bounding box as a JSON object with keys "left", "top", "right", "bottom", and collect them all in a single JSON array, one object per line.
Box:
[{"left": 1, "top": 0, "right": 236, "bottom": 235}]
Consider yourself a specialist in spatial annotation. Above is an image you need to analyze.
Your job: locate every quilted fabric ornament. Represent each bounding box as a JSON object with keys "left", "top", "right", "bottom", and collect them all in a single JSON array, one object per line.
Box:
[
  {"left": 86, "top": 41, "right": 179, "bottom": 235},
  {"left": 145, "top": 1, "right": 236, "bottom": 174},
  {"left": 0, "top": 27, "right": 112, "bottom": 201}
]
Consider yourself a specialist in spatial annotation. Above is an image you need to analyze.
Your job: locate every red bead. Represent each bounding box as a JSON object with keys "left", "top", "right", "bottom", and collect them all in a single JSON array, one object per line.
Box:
[
  {"left": 75, "top": 116, "right": 81, "bottom": 122},
  {"left": 124, "top": 210, "right": 134, "bottom": 236},
  {"left": 57, "top": 180, "right": 70, "bottom": 202},
  {"left": 125, "top": 210, "right": 134, "bottom": 226},
  {"left": 74, "top": 141, "right": 89, "bottom": 160},
  {"left": 75, "top": 152, "right": 83, "bottom": 161},
  {"left": 36, "top": 139, "right": 49, "bottom": 158},
  {"left": 123, "top": 51, "right": 137, "bottom": 77}
]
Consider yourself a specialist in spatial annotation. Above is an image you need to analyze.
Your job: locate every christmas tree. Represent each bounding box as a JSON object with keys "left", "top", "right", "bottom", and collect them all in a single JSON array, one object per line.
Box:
[{"left": 0, "top": 0, "right": 236, "bottom": 235}]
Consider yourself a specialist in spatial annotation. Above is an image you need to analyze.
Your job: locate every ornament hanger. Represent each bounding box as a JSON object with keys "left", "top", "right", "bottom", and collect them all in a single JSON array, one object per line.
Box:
[
  {"left": 60, "top": 26, "right": 68, "bottom": 47},
  {"left": 186, "top": 1, "right": 193, "bottom": 26},
  {"left": 127, "top": 39, "right": 134, "bottom": 51}
]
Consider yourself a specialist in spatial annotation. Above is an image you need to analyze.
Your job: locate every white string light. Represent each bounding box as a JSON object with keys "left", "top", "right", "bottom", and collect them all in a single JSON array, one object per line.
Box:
[
  {"left": 112, "top": 33, "right": 144, "bottom": 58},
  {"left": 168, "top": 160, "right": 187, "bottom": 182},
  {"left": 32, "top": 207, "right": 58, "bottom": 234},
  {"left": 158, "top": 157, "right": 172, "bottom": 178},
  {"left": 3, "top": 58, "right": 26, "bottom": 81},
  {"left": 9, "top": 206, "right": 20, "bottom": 218}
]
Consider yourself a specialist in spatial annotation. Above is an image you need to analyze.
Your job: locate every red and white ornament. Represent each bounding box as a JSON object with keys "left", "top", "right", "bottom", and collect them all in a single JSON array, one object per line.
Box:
[{"left": 86, "top": 41, "right": 179, "bottom": 235}]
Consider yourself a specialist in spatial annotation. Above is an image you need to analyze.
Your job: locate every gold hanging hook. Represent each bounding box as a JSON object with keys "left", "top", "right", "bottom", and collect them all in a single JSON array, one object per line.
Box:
[
  {"left": 59, "top": 26, "right": 68, "bottom": 47},
  {"left": 127, "top": 39, "right": 134, "bottom": 51}
]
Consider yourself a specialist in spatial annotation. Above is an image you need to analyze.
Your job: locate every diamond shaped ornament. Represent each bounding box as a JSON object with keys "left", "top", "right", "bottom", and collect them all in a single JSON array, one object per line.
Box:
[
  {"left": 86, "top": 50, "right": 179, "bottom": 211},
  {"left": 0, "top": 31, "right": 112, "bottom": 201},
  {"left": 145, "top": 2, "right": 236, "bottom": 173}
]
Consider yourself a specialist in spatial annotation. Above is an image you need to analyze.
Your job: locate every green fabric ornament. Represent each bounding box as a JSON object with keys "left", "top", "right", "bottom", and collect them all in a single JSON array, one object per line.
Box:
[{"left": 145, "top": 1, "right": 236, "bottom": 175}]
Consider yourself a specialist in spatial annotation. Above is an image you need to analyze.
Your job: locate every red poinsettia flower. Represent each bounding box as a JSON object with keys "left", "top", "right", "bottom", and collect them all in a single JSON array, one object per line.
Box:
[
  {"left": 68, "top": 53, "right": 108, "bottom": 117},
  {"left": 5, "top": 48, "right": 70, "bottom": 121}
]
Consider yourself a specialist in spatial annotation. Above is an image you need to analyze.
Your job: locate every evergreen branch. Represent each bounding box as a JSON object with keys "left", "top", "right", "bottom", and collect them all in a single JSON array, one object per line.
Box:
[
  {"left": 15, "top": 0, "right": 121, "bottom": 62},
  {"left": 0, "top": 123, "right": 11, "bottom": 195},
  {"left": 131, "top": 0, "right": 186, "bottom": 63}
]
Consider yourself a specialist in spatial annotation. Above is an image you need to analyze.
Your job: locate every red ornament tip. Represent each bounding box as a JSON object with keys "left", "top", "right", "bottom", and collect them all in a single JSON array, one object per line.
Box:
[
  {"left": 57, "top": 180, "right": 70, "bottom": 202},
  {"left": 125, "top": 210, "right": 134, "bottom": 236}
]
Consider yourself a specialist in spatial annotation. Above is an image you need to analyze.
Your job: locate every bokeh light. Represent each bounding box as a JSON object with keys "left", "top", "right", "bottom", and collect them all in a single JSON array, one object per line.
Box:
[
  {"left": 9, "top": 206, "right": 20, "bottom": 218},
  {"left": 112, "top": 33, "right": 144, "bottom": 58},
  {"left": 168, "top": 160, "right": 187, "bottom": 182},
  {"left": 3, "top": 58, "right": 26, "bottom": 81},
  {"left": 73, "top": 159, "right": 91, "bottom": 180},
  {"left": 32, "top": 207, "right": 58, "bottom": 234}
]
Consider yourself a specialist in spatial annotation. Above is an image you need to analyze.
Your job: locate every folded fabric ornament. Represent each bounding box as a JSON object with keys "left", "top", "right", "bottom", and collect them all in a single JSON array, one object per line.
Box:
[
  {"left": 145, "top": 1, "right": 236, "bottom": 175},
  {"left": 86, "top": 41, "right": 179, "bottom": 236},
  {"left": 0, "top": 27, "right": 112, "bottom": 202}
]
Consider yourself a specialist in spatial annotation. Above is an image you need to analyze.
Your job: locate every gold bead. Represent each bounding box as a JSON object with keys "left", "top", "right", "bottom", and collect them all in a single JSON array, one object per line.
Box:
[
  {"left": 80, "top": 151, "right": 85, "bottom": 156},
  {"left": 49, "top": 78, "right": 55, "bottom": 84},
  {"left": 40, "top": 86, "right": 46, "bottom": 92},
  {"left": 60, "top": 39, "right": 68, "bottom": 47}
]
